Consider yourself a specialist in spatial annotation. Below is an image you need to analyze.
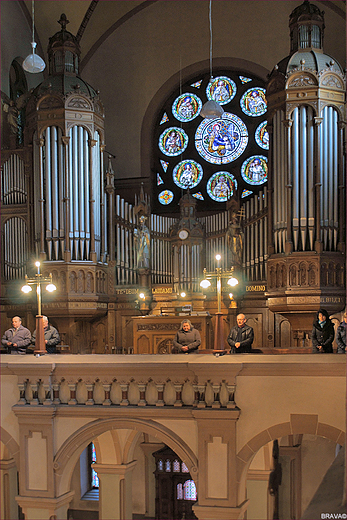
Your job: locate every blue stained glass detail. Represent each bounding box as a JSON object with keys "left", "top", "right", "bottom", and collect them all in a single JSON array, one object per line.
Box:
[
  {"left": 241, "top": 155, "right": 268, "bottom": 185},
  {"left": 195, "top": 113, "right": 248, "bottom": 165},
  {"left": 206, "top": 76, "right": 237, "bottom": 105},
  {"left": 242, "top": 189, "right": 253, "bottom": 198},
  {"left": 173, "top": 460, "right": 180, "bottom": 472},
  {"left": 191, "top": 80, "right": 203, "bottom": 88},
  {"left": 240, "top": 88, "right": 267, "bottom": 117},
  {"left": 158, "top": 460, "right": 163, "bottom": 471},
  {"left": 182, "top": 463, "right": 189, "bottom": 473},
  {"left": 157, "top": 173, "right": 164, "bottom": 185},
  {"left": 172, "top": 93, "right": 202, "bottom": 122},
  {"left": 255, "top": 121, "right": 269, "bottom": 150},
  {"left": 173, "top": 160, "right": 203, "bottom": 189},
  {"left": 239, "top": 76, "right": 252, "bottom": 84},
  {"left": 177, "top": 483, "right": 183, "bottom": 499},
  {"left": 159, "top": 190, "right": 174, "bottom": 205},
  {"left": 91, "top": 443, "right": 99, "bottom": 488},
  {"left": 160, "top": 112, "right": 169, "bottom": 124},
  {"left": 184, "top": 480, "right": 197, "bottom": 500},
  {"left": 192, "top": 192, "right": 204, "bottom": 200},
  {"left": 159, "top": 127, "right": 188, "bottom": 157},
  {"left": 160, "top": 160, "right": 169, "bottom": 172},
  {"left": 165, "top": 459, "right": 171, "bottom": 472},
  {"left": 207, "top": 172, "right": 237, "bottom": 202}
]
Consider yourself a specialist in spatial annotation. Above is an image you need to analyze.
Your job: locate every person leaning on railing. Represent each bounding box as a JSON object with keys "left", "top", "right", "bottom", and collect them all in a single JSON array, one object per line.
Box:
[
  {"left": 31, "top": 316, "right": 60, "bottom": 354},
  {"left": 172, "top": 319, "right": 201, "bottom": 354},
  {"left": 336, "top": 311, "right": 346, "bottom": 354},
  {"left": 1, "top": 316, "right": 31, "bottom": 354}
]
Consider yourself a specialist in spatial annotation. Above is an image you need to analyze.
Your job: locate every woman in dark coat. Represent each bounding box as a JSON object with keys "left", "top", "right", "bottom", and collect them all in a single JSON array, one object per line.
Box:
[
  {"left": 336, "top": 312, "right": 346, "bottom": 354},
  {"left": 311, "top": 309, "right": 334, "bottom": 353},
  {"left": 172, "top": 319, "right": 201, "bottom": 354}
]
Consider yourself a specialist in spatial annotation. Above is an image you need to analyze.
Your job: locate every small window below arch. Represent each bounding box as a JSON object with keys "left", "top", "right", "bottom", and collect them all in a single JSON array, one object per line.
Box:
[{"left": 184, "top": 480, "right": 197, "bottom": 501}]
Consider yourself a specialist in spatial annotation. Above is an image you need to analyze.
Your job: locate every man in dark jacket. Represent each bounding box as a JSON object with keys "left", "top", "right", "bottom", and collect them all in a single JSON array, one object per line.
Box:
[
  {"left": 228, "top": 314, "right": 254, "bottom": 353},
  {"left": 32, "top": 316, "right": 60, "bottom": 354},
  {"left": 336, "top": 312, "right": 346, "bottom": 354},
  {"left": 172, "top": 319, "right": 201, "bottom": 354},
  {"left": 1, "top": 316, "right": 31, "bottom": 354},
  {"left": 311, "top": 309, "right": 334, "bottom": 353}
]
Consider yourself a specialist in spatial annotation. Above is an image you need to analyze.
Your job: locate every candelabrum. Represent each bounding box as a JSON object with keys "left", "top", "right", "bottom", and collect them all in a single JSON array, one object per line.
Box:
[
  {"left": 21, "top": 261, "right": 56, "bottom": 355},
  {"left": 200, "top": 254, "right": 238, "bottom": 352}
]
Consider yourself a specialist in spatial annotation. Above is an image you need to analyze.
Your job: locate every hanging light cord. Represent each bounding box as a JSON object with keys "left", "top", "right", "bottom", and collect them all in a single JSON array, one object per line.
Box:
[
  {"left": 31, "top": 0, "right": 35, "bottom": 44},
  {"left": 209, "top": 0, "right": 213, "bottom": 79}
]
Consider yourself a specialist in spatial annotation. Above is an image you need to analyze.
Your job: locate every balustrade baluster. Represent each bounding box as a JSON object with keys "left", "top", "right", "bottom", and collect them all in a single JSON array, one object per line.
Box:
[
  {"left": 42, "top": 382, "right": 52, "bottom": 405},
  {"left": 174, "top": 383, "right": 183, "bottom": 407},
  {"left": 156, "top": 383, "right": 164, "bottom": 406},
  {"left": 86, "top": 383, "right": 95, "bottom": 405},
  {"left": 138, "top": 383, "right": 147, "bottom": 406},
  {"left": 102, "top": 383, "right": 111, "bottom": 406},
  {"left": 120, "top": 383, "right": 129, "bottom": 406},
  {"left": 17, "top": 380, "right": 27, "bottom": 404},
  {"left": 52, "top": 382, "right": 60, "bottom": 404},
  {"left": 68, "top": 383, "right": 77, "bottom": 405},
  {"left": 226, "top": 385, "right": 236, "bottom": 408},
  {"left": 212, "top": 384, "right": 221, "bottom": 408},
  {"left": 30, "top": 381, "right": 39, "bottom": 405},
  {"left": 197, "top": 384, "right": 206, "bottom": 408}
]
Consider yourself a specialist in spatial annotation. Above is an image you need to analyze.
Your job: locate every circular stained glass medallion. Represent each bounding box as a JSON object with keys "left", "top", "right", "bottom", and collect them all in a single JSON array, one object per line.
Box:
[
  {"left": 195, "top": 113, "right": 248, "bottom": 165},
  {"left": 240, "top": 88, "right": 267, "bottom": 117},
  {"left": 206, "top": 76, "right": 237, "bottom": 105},
  {"left": 159, "top": 127, "right": 188, "bottom": 157},
  {"left": 173, "top": 160, "right": 203, "bottom": 189},
  {"left": 158, "top": 190, "right": 174, "bottom": 205},
  {"left": 172, "top": 93, "right": 202, "bottom": 122},
  {"left": 241, "top": 155, "right": 268, "bottom": 185},
  {"left": 255, "top": 121, "right": 269, "bottom": 150},
  {"left": 207, "top": 172, "right": 237, "bottom": 202}
]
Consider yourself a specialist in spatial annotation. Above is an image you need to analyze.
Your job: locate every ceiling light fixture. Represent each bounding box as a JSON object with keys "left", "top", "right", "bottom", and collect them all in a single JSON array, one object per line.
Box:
[
  {"left": 22, "top": 0, "right": 46, "bottom": 73},
  {"left": 200, "top": 0, "right": 224, "bottom": 119}
]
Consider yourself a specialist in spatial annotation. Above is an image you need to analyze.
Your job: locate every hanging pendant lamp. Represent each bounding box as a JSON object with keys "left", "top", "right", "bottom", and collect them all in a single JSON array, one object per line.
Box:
[
  {"left": 22, "top": 0, "right": 46, "bottom": 73},
  {"left": 200, "top": 0, "right": 224, "bottom": 119}
]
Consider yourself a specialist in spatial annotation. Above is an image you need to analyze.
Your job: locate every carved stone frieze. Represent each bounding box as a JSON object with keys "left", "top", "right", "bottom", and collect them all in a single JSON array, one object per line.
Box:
[
  {"left": 67, "top": 97, "right": 92, "bottom": 110},
  {"left": 320, "top": 74, "right": 344, "bottom": 89},
  {"left": 287, "top": 74, "right": 316, "bottom": 88}
]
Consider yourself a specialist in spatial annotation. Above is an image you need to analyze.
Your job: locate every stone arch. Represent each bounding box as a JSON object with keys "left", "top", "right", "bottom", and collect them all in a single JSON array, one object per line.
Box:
[
  {"left": 236, "top": 414, "right": 345, "bottom": 504},
  {"left": 54, "top": 417, "right": 198, "bottom": 496},
  {"left": 0, "top": 427, "right": 20, "bottom": 470}
]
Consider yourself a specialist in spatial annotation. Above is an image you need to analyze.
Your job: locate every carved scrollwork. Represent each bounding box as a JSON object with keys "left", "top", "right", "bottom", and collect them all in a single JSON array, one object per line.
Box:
[
  {"left": 287, "top": 74, "right": 316, "bottom": 88},
  {"left": 67, "top": 97, "right": 91, "bottom": 110}
]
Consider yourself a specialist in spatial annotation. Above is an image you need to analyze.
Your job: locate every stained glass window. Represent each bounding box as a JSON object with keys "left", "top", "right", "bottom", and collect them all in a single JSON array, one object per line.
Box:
[
  {"left": 173, "top": 460, "right": 180, "bottom": 472},
  {"left": 91, "top": 443, "right": 99, "bottom": 488},
  {"left": 184, "top": 480, "right": 197, "bottom": 500},
  {"left": 241, "top": 155, "right": 268, "bottom": 185},
  {"left": 255, "top": 121, "right": 269, "bottom": 150},
  {"left": 158, "top": 459, "right": 163, "bottom": 471},
  {"left": 177, "top": 483, "right": 183, "bottom": 499},
  {"left": 242, "top": 189, "right": 253, "bottom": 198},
  {"left": 165, "top": 459, "right": 171, "bottom": 472},
  {"left": 181, "top": 462, "right": 189, "bottom": 473},
  {"left": 154, "top": 69, "right": 268, "bottom": 213}
]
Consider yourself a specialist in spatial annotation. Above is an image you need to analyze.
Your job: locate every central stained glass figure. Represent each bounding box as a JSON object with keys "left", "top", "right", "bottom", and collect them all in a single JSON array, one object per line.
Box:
[
  {"left": 173, "top": 160, "right": 203, "bottom": 189},
  {"left": 195, "top": 113, "right": 248, "bottom": 165},
  {"left": 206, "top": 76, "right": 237, "bottom": 105}
]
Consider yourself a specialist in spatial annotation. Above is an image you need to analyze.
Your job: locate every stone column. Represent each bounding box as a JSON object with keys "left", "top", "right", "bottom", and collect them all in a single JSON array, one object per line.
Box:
[
  {"left": 192, "top": 409, "right": 249, "bottom": 520},
  {"left": 140, "top": 442, "right": 164, "bottom": 517},
  {"left": 15, "top": 491, "right": 74, "bottom": 520},
  {"left": 0, "top": 457, "right": 18, "bottom": 520},
  {"left": 93, "top": 461, "right": 137, "bottom": 520}
]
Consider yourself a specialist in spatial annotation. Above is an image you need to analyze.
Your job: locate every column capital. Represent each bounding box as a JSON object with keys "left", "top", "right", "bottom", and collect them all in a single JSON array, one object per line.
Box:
[
  {"left": 314, "top": 117, "right": 323, "bottom": 126},
  {"left": 89, "top": 139, "right": 97, "bottom": 148},
  {"left": 93, "top": 460, "right": 137, "bottom": 476},
  {"left": 16, "top": 491, "right": 74, "bottom": 520},
  {"left": 61, "top": 136, "right": 70, "bottom": 146},
  {"left": 282, "top": 119, "right": 293, "bottom": 128},
  {"left": 193, "top": 500, "right": 249, "bottom": 520}
]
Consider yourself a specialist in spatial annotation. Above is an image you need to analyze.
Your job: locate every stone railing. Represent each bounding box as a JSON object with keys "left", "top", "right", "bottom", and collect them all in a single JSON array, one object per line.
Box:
[{"left": 5, "top": 355, "right": 240, "bottom": 409}]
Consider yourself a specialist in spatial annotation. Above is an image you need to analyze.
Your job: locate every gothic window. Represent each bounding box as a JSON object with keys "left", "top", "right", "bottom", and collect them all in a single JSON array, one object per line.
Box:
[
  {"left": 181, "top": 462, "right": 189, "bottom": 473},
  {"left": 154, "top": 69, "right": 268, "bottom": 214},
  {"left": 165, "top": 459, "right": 171, "bottom": 472},
  {"left": 173, "top": 460, "right": 180, "bottom": 472},
  {"left": 91, "top": 443, "right": 99, "bottom": 488},
  {"left": 184, "top": 480, "right": 197, "bottom": 501}
]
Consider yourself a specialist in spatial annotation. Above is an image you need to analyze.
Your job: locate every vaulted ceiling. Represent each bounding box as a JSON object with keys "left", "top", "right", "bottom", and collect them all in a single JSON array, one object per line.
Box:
[{"left": 22, "top": 0, "right": 345, "bottom": 74}]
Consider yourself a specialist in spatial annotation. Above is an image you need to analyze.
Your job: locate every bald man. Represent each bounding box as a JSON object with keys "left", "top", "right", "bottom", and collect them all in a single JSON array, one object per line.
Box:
[
  {"left": 1, "top": 316, "right": 31, "bottom": 354},
  {"left": 227, "top": 314, "right": 254, "bottom": 353}
]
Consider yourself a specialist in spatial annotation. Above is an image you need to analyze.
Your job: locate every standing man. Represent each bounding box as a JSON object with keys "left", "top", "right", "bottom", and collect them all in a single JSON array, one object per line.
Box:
[
  {"left": 228, "top": 314, "right": 254, "bottom": 353},
  {"left": 31, "top": 316, "right": 60, "bottom": 354},
  {"left": 1, "top": 316, "right": 31, "bottom": 354}
]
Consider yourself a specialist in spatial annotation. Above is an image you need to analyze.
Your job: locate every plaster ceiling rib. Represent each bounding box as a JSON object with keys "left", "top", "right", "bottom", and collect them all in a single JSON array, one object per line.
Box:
[
  {"left": 76, "top": 0, "right": 99, "bottom": 44},
  {"left": 317, "top": 1, "right": 346, "bottom": 19},
  {"left": 80, "top": 0, "right": 159, "bottom": 73}
]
